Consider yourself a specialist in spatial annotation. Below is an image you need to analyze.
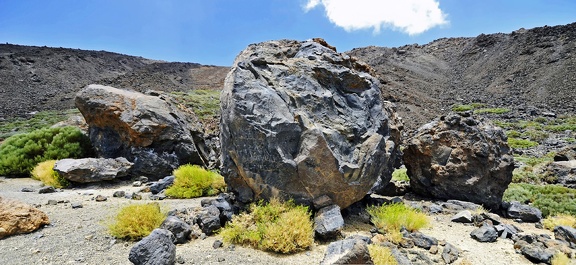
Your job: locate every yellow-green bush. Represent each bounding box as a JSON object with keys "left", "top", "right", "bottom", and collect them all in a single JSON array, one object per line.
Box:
[
  {"left": 0, "top": 126, "right": 93, "bottom": 176},
  {"left": 542, "top": 214, "right": 576, "bottom": 230},
  {"left": 220, "top": 198, "right": 314, "bottom": 253},
  {"left": 367, "top": 203, "right": 429, "bottom": 243},
  {"left": 108, "top": 203, "right": 166, "bottom": 241},
  {"left": 31, "top": 160, "right": 69, "bottom": 188},
  {"left": 164, "top": 164, "right": 226, "bottom": 198},
  {"left": 551, "top": 252, "right": 570, "bottom": 265},
  {"left": 391, "top": 168, "right": 409, "bottom": 182},
  {"left": 368, "top": 244, "right": 398, "bottom": 265}
]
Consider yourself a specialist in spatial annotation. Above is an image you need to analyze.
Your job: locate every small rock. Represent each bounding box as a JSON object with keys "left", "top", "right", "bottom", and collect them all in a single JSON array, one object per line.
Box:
[
  {"left": 176, "top": 255, "right": 185, "bottom": 264},
  {"left": 149, "top": 194, "right": 167, "bottom": 200},
  {"left": 314, "top": 204, "right": 344, "bottom": 240},
  {"left": 46, "top": 200, "right": 58, "bottom": 206},
  {"left": 38, "top": 186, "right": 56, "bottom": 194},
  {"left": 554, "top": 226, "right": 576, "bottom": 245},
  {"left": 409, "top": 232, "right": 438, "bottom": 250},
  {"left": 197, "top": 205, "right": 221, "bottom": 235},
  {"left": 94, "top": 195, "right": 107, "bottom": 202},
  {"left": 160, "top": 216, "right": 191, "bottom": 244},
  {"left": 451, "top": 210, "right": 473, "bottom": 223},
  {"left": 429, "top": 245, "right": 438, "bottom": 254},
  {"left": 213, "top": 240, "right": 223, "bottom": 249},
  {"left": 427, "top": 203, "right": 443, "bottom": 214},
  {"left": 131, "top": 193, "right": 142, "bottom": 200},
  {"left": 138, "top": 176, "right": 149, "bottom": 183},
  {"left": 520, "top": 245, "right": 555, "bottom": 264},
  {"left": 470, "top": 225, "right": 498, "bottom": 242},
  {"left": 150, "top": 176, "right": 175, "bottom": 194},
  {"left": 112, "top": 191, "right": 125, "bottom": 198},
  {"left": 494, "top": 224, "right": 521, "bottom": 239},
  {"left": 217, "top": 257, "right": 225, "bottom": 262},
  {"left": 132, "top": 181, "right": 142, "bottom": 187},
  {"left": 442, "top": 243, "right": 459, "bottom": 264},
  {"left": 320, "top": 238, "right": 371, "bottom": 265},
  {"left": 21, "top": 187, "right": 35, "bottom": 192},
  {"left": 71, "top": 202, "right": 83, "bottom": 209},
  {"left": 506, "top": 201, "right": 542, "bottom": 222},
  {"left": 228, "top": 244, "right": 236, "bottom": 251}
]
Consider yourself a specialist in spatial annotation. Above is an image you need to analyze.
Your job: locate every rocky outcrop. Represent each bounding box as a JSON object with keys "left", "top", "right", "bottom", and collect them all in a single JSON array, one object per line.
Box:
[
  {"left": 54, "top": 157, "right": 133, "bottom": 183},
  {"left": 504, "top": 201, "right": 543, "bottom": 222},
  {"left": 545, "top": 160, "right": 576, "bottom": 188},
  {"left": 128, "top": 228, "right": 176, "bottom": 265},
  {"left": 220, "top": 39, "right": 402, "bottom": 208},
  {"left": 403, "top": 113, "right": 514, "bottom": 210},
  {"left": 75, "top": 85, "right": 211, "bottom": 179},
  {"left": 0, "top": 197, "right": 50, "bottom": 239}
]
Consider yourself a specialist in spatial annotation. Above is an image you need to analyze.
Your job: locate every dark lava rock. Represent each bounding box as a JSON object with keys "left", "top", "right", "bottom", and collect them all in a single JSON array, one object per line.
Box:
[
  {"left": 314, "top": 204, "right": 345, "bottom": 240},
  {"left": 320, "top": 237, "right": 373, "bottom": 265},
  {"left": 160, "top": 216, "right": 191, "bottom": 244},
  {"left": 506, "top": 201, "right": 542, "bottom": 222},
  {"left": 128, "top": 228, "right": 176, "bottom": 265},
  {"left": 150, "top": 176, "right": 175, "bottom": 195},
  {"left": 470, "top": 225, "right": 498, "bottom": 242},
  {"left": 54, "top": 157, "right": 132, "bottom": 183}
]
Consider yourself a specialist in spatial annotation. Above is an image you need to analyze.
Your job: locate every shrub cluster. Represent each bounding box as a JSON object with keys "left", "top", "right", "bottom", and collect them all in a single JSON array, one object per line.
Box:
[
  {"left": 164, "top": 164, "right": 226, "bottom": 198},
  {"left": 220, "top": 198, "right": 314, "bottom": 253},
  {"left": 542, "top": 214, "right": 576, "bottom": 231},
  {"left": 391, "top": 168, "right": 409, "bottom": 182},
  {"left": 368, "top": 244, "right": 397, "bottom": 265},
  {"left": 367, "top": 203, "right": 429, "bottom": 243},
  {"left": 0, "top": 126, "right": 93, "bottom": 176},
  {"left": 31, "top": 160, "right": 69, "bottom": 188},
  {"left": 503, "top": 183, "right": 576, "bottom": 216},
  {"left": 108, "top": 203, "right": 166, "bottom": 241}
]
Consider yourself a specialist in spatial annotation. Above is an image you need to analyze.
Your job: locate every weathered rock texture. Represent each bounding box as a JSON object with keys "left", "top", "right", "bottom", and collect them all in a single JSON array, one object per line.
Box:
[
  {"left": 0, "top": 197, "right": 50, "bottom": 239},
  {"left": 76, "top": 84, "right": 210, "bottom": 179},
  {"left": 128, "top": 228, "right": 176, "bottom": 265},
  {"left": 54, "top": 157, "right": 133, "bottom": 183},
  {"left": 220, "top": 39, "right": 401, "bottom": 208},
  {"left": 403, "top": 113, "right": 514, "bottom": 210}
]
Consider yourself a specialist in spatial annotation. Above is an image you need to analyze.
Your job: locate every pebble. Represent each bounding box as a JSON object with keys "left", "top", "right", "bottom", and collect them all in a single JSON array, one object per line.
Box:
[
  {"left": 94, "top": 195, "right": 107, "bottom": 202},
  {"left": 213, "top": 240, "right": 223, "bottom": 249},
  {"left": 71, "top": 202, "right": 83, "bottom": 209},
  {"left": 138, "top": 176, "right": 149, "bottom": 183},
  {"left": 132, "top": 181, "right": 142, "bottom": 187},
  {"left": 176, "top": 256, "right": 185, "bottom": 264},
  {"left": 47, "top": 200, "right": 58, "bottom": 205},
  {"left": 38, "top": 186, "right": 56, "bottom": 194},
  {"left": 217, "top": 257, "right": 225, "bottom": 262},
  {"left": 131, "top": 193, "right": 142, "bottom": 200},
  {"left": 21, "top": 187, "right": 35, "bottom": 192},
  {"left": 112, "top": 191, "right": 125, "bottom": 198},
  {"left": 149, "top": 194, "right": 166, "bottom": 200}
]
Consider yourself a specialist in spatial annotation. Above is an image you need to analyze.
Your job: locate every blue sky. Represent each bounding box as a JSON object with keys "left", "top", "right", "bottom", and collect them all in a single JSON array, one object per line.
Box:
[{"left": 1, "top": 0, "right": 575, "bottom": 66}]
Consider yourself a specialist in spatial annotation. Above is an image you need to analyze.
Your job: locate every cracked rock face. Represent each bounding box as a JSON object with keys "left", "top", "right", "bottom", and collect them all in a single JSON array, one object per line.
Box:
[
  {"left": 403, "top": 113, "right": 514, "bottom": 210},
  {"left": 220, "top": 39, "right": 401, "bottom": 209}
]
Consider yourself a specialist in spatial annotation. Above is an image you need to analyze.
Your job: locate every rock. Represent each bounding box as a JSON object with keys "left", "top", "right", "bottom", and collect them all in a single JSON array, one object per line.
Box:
[
  {"left": 470, "top": 225, "right": 498, "bottom": 242},
  {"left": 506, "top": 201, "right": 542, "bottom": 222},
  {"left": 76, "top": 84, "right": 211, "bottom": 180},
  {"left": 545, "top": 160, "right": 576, "bottom": 188},
  {"left": 313, "top": 195, "right": 334, "bottom": 210},
  {"left": 0, "top": 197, "right": 50, "bottom": 239},
  {"left": 409, "top": 232, "right": 438, "bottom": 250},
  {"left": 554, "top": 226, "right": 576, "bottom": 245},
  {"left": 113, "top": 190, "right": 125, "bottom": 198},
  {"left": 520, "top": 245, "right": 555, "bottom": 264},
  {"left": 54, "top": 157, "right": 133, "bottom": 183},
  {"left": 196, "top": 205, "right": 221, "bottom": 235},
  {"left": 494, "top": 224, "right": 521, "bottom": 239},
  {"left": 71, "top": 202, "right": 83, "bottom": 209},
  {"left": 94, "top": 195, "right": 107, "bottom": 202},
  {"left": 320, "top": 237, "right": 373, "bottom": 265},
  {"left": 451, "top": 210, "right": 473, "bottom": 223},
  {"left": 314, "top": 205, "right": 345, "bottom": 240},
  {"left": 38, "top": 186, "right": 56, "bottom": 194},
  {"left": 128, "top": 228, "right": 176, "bottom": 265},
  {"left": 21, "top": 187, "right": 34, "bottom": 192},
  {"left": 160, "top": 216, "right": 191, "bottom": 244},
  {"left": 374, "top": 181, "right": 411, "bottom": 197},
  {"left": 213, "top": 240, "right": 223, "bottom": 249},
  {"left": 403, "top": 113, "right": 514, "bottom": 210},
  {"left": 442, "top": 243, "right": 459, "bottom": 264},
  {"left": 200, "top": 193, "right": 235, "bottom": 224},
  {"left": 133, "top": 181, "right": 143, "bottom": 187},
  {"left": 46, "top": 200, "right": 58, "bottom": 205},
  {"left": 220, "top": 39, "right": 402, "bottom": 208},
  {"left": 150, "top": 176, "right": 175, "bottom": 195},
  {"left": 131, "top": 193, "right": 142, "bottom": 200},
  {"left": 149, "top": 194, "right": 167, "bottom": 201}
]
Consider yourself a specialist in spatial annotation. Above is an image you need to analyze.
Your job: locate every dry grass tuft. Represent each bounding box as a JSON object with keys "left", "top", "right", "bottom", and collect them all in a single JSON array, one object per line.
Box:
[
  {"left": 367, "top": 203, "right": 429, "bottom": 244},
  {"left": 551, "top": 251, "right": 570, "bottom": 265},
  {"left": 368, "top": 244, "right": 398, "bottom": 265},
  {"left": 108, "top": 203, "right": 166, "bottom": 241},
  {"left": 220, "top": 198, "right": 314, "bottom": 254},
  {"left": 31, "top": 160, "right": 69, "bottom": 188},
  {"left": 542, "top": 214, "right": 576, "bottom": 231},
  {"left": 165, "top": 164, "right": 226, "bottom": 198}
]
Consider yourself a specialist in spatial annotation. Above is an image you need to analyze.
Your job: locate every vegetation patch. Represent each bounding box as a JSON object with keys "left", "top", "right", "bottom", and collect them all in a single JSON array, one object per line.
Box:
[
  {"left": 507, "top": 137, "right": 538, "bottom": 149},
  {"left": 164, "top": 164, "right": 226, "bottom": 199},
  {"left": 108, "top": 203, "right": 166, "bottom": 241},
  {"left": 391, "top": 168, "right": 409, "bottom": 182},
  {"left": 171, "top": 89, "right": 221, "bottom": 134},
  {"left": 31, "top": 160, "right": 69, "bottom": 188},
  {"left": 503, "top": 183, "right": 576, "bottom": 216},
  {"left": 368, "top": 244, "right": 398, "bottom": 265},
  {"left": 0, "top": 126, "right": 93, "bottom": 176},
  {"left": 542, "top": 214, "right": 576, "bottom": 231},
  {"left": 474, "top": 108, "right": 510, "bottom": 114},
  {"left": 0, "top": 109, "right": 80, "bottom": 141},
  {"left": 451, "top": 104, "right": 474, "bottom": 112},
  {"left": 367, "top": 203, "right": 429, "bottom": 244},
  {"left": 220, "top": 198, "right": 314, "bottom": 254},
  {"left": 551, "top": 252, "right": 570, "bottom": 265}
]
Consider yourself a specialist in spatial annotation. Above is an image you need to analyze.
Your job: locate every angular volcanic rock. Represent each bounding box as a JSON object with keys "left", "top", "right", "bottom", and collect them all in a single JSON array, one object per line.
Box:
[{"left": 220, "top": 39, "right": 401, "bottom": 208}]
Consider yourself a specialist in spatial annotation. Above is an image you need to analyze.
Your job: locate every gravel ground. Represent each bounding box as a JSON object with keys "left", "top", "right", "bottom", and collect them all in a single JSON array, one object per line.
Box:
[{"left": 0, "top": 177, "right": 565, "bottom": 265}]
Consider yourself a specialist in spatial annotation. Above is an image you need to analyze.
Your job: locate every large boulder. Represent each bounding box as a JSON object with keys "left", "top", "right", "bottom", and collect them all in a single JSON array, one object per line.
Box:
[
  {"left": 0, "top": 197, "right": 50, "bottom": 239},
  {"left": 54, "top": 157, "right": 133, "bottom": 183},
  {"left": 403, "top": 113, "right": 514, "bottom": 210},
  {"left": 75, "top": 85, "right": 210, "bottom": 179},
  {"left": 220, "top": 39, "right": 402, "bottom": 208},
  {"left": 545, "top": 160, "right": 576, "bottom": 189}
]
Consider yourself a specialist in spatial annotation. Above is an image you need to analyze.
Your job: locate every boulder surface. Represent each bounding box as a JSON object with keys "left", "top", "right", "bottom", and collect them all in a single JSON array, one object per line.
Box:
[
  {"left": 403, "top": 113, "right": 514, "bottom": 210},
  {"left": 0, "top": 197, "right": 50, "bottom": 239},
  {"left": 76, "top": 85, "right": 210, "bottom": 179},
  {"left": 220, "top": 39, "right": 401, "bottom": 208},
  {"left": 54, "top": 157, "right": 133, "bottom": 183}
]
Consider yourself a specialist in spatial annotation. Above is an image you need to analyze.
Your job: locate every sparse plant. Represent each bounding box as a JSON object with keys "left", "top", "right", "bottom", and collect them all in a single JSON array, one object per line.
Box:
[
  {"left": 503, "top": 183, "right": 576, "bottom": 216},
  {"left": 551, "top": 251, "right": 570, "bottom": 265},
  {"left": 0, "top": 109, "right": 80, "bottom": 141},
  {"left": 0, "top": 126, "right": 93, "bottom": 176},
  {"left": 452, "top": 104, "right": 474, "bottom": 112},
  {"left": 31, "top": 160, "right": 69, "bottom": 188},
  {"left": 507, "top": 137, "right": 538, "bottom": 149},
  {"left": 474, "top": 108, "right": 510, "bottom": 114},
  {"left": 368, "top": 244, "right": 398, "bottom": 265},
  {"left": 171, "top": 89, "right": 221, "bottom": 134},
  {"left": 367, "top": 203, "right": 429, "bottom": 244},
  {"left": 164, "top": 164, "right": 226, "bottom": 198},
  {"left": 108, "top": 203, "right": 166, "bottom": 241},
  {"left": 220, "top": 198, "right": 314, "bottom": 254},
  {"left": 391, "top": 168, "right": 409, "bottom": 182},
  {"left": 542, "top": 214, "right": 576, "bottom": 230},
  {"left": 459, "top": 258, "right": 473, "bottom": 265}
]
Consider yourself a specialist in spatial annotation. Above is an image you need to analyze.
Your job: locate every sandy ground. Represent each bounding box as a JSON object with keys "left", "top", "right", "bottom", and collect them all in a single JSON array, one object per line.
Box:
[{"left": 0, "top": 176, "right": 571, "bottom": 265}]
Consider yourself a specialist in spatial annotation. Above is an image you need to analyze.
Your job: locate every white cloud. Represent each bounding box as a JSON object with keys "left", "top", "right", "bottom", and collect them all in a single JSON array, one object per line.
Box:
[{"left": 304, "top": 0, "right": 448, "bottom": 35}]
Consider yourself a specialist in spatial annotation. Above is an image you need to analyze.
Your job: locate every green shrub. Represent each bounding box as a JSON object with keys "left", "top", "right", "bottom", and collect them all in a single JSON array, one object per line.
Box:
[
  {"left": 108, "top": 203, "right": 166, "bottom": 241},
  {"left": 391, "top": 168, "right": 409, "bottom": 182},
  {"left": 506, "top": 130, "right": 521, "bottom": 138},
  {"left": 164, "top": 164, "right": 226, "bottom": 198},
  {"left": 0, "top": 126, "right": 93, "bottom": 176},
  {"left": 367, "top": 203, "right": 429, "bottom": 243},
  {"left": 503, "top": 183, "right": 576, "bottom": 216},
  {"left": 451, "top": 104, "right": 474, "bottom": 112},
  {"left": 524, "top": 129, "right": 549, "bottom": 142},
  {"left": 474, "top": 108, "right": 510, "bottom": 114},
  {"left": 171, "top": 89, "right": 221, "bottom": 134},
  {"left": 507, "top": 137, "right": 538, "bottom": 149},
  {"left": 0, "top": 109, "right": 80, "bottom": 141},
  {"left": 220, "top": 198, "right": 314, "bottom": 253},
  {"left": 542, "top": 214, "right": 576, "bottom": 230},
  {"left": 368, "top": 244, "right": 398, "bottom": 265},
  {"left": 31, "top": 160, "right": 69, "bottom": 188}
]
